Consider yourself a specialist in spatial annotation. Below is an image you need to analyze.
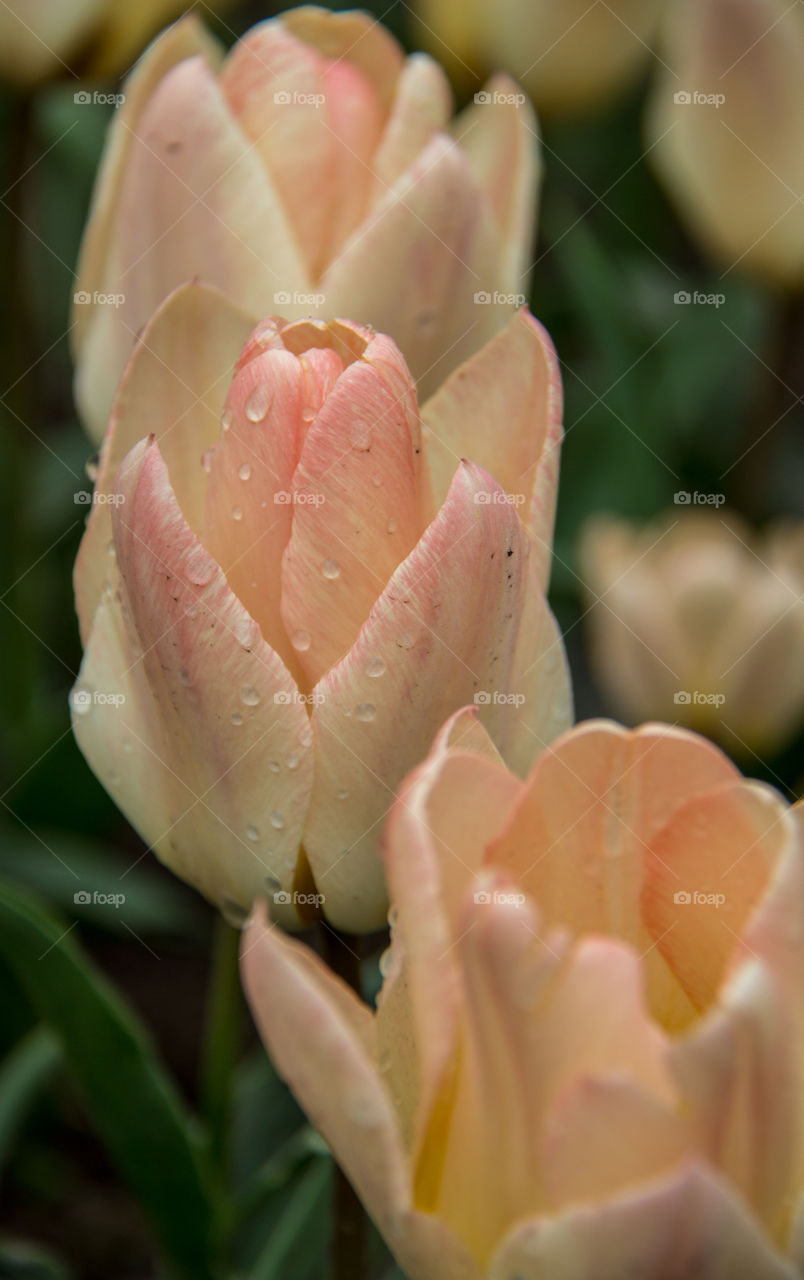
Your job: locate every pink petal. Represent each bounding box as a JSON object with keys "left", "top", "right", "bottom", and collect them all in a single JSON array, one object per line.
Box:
[
  {"left": 72, "top": 438, "right": 313, "bottom": 923},
  {"left": 74, "top": 282, "right": 256, "bottom": 644},
  {"left": 280, "top": 332, "right": 426, "bottom": 685},
  {"left": 74, "top": 43, "right": 309, "bottom": 440},
  {"left": 421, "top": 308, "right": 562, "bottom": 586},
  {"left": 302, "top": 462, "right": 569, "bottom": 931}
]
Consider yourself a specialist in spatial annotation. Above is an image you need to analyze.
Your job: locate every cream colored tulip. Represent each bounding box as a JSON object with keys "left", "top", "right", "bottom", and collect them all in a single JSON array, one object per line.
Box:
[
  {"left": 71, "top": 284, "right": 570, "bottom": 932},
  {"left": 242, "top": 712, "right": 804, "bottom": 1277},
  {"left": 647, "top": 0, "right": 804, "bottom": 285},
  {"left": 0, "top": 0, "right": 230, "bottom": 86},
  {"left": 414, "top": 0, "right": 665, "bottom": 113},
  {"left": 72, "top": 6, "right": 539, "bottom": 442},
  {"left": 579, "top": 509, "right": 804, "bottom": 755}
]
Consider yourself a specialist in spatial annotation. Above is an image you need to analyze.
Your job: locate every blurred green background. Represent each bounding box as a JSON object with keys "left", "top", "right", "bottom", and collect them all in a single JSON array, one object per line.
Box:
[{"left": 1, "top": 0, "right": 803, "bottom": 1276}]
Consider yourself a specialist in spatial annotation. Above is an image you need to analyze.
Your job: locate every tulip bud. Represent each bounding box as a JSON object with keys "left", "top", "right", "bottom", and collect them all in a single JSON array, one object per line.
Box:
[
  {"left": 579, "top": 510, "right": 804, "bottom": 756},
  {"left": 242, "top": 711, "right": 804, "bottom": 1277},
  {"left": 71, "top": 285, "right": 570, "bottom": 932},
  {"left": 72, "top": 7, "right": 539, "bottom": 441},
  {"left": 647, "top": 0, "right": 804, "bottom": 284}
]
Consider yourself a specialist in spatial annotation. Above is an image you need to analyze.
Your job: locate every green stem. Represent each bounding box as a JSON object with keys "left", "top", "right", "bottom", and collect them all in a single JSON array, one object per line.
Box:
[
  {"left": 320, "top": 923, "right": 367, "bottom": 1280},
  {"left": 200, "top": 915, "right": 244, "bottom": 1176}
]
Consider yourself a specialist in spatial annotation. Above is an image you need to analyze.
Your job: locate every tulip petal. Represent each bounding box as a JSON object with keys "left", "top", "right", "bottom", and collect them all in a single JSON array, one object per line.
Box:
[
  {"left": 323, "top": 135, "right": 508, "bottom": 403},
  {"left": 490, "top": 1162, "right": 797, "bottom": 1280},
  {"left": 487, "top": 721, "right": 740, "bottom": 1029},
  {"left": 452, "top": 74, "right": 540, "bottom": 291},
  {"left": 74, "top": 42, "right": 310, "bottom": 440},
  {"left": 281, "top": 6, "right": 403, "bottom": 112},
  {"left": 371, "top": 53, "right": 453, "bottom": 193},
  {"left": 72, "top": 438, "right": 314, "bottom": 922},
  {"left": 280, "top": 333, "right": 425, "bottom": 685},
  {"left": 221, "top": 20, "right": 386, "bottom": 279},
  {"left": 74, "top": 282, "right": 256, "bottom": 645},
  {"left": 303, "top": 462, "right": 569, "bottom": 931},
  {"left": 421, "top": 308, "right": 562, "bottom": 585}
]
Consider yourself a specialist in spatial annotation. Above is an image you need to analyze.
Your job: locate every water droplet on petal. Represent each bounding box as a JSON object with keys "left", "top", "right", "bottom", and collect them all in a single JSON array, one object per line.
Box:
[
  {"left": 246, "top": 823, "right": 260, "bottom": 842},
  {"left": 366, "top": 657, "right": 385, "bottom": 678},
  {"left": 397, "top": 633, "right": 415, "bottom": 650},
  {"left": 336, "top": 788, "right": 349, "bottom": 801},
  {"left": 371, "top": 473, "right": 382, "bottom": 487},
  {"left": 107, "top": 540, "right": 115, "bottom": 556},
  {"left": 268, "top": 760, "right": 280, "bottom": 774},
  {"left": 221, "top": 409, "right": 232, "bottom": 432},
  {"left": 238, "top": 462, "right": 252, "bottom": 481},
  {"left": 386, "top": 517, "right": 398, "bottom": 534},
  {"left": 291, "top": 629, "right": 311, "bottom": 651},
  {"left": 231, "top": 506, "right": 243, "bottom": 521},
  {"left": 184, "top": 546, "right": 216, "bottom": 587},
  {"left": 322, "top": 559, "right": 340, "bottom": 580},
  {"left": 231, "top": 711, "right": 243, "bottom": 726},
  {"left": 378, "top": 945, "right": 394, "bottom": 977},
  {"left": 298, "top": 725, "right": 313, "bottom": 747},
  {"left": 269, "top": 811, "right": 285, "bottom": 830},
  {"left": 355, "top": 702, "right": 376, "bottom": 722},
  {"left": 201, "top": 448, "right": 214, "bottom": 473},
  {"left": 287, "top": 751, "right": 300, "bottom": 770},
  {"left": 179, "top": 668, "right": 191, "bottom": 687},
  {"left": 245, "top": 384, "right": 270, "bottom": 423},
  {"left": 301, "top": 407, "right": 316, "bottom": 424},
  {"left": 240, "top": 685, "right": 260, "bottom": 706}
]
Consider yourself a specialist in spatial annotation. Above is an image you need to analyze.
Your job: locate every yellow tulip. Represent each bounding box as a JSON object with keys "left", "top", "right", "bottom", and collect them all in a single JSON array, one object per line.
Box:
[{"left": 242, "top": 711, "right": 804, "bottom": 1277}]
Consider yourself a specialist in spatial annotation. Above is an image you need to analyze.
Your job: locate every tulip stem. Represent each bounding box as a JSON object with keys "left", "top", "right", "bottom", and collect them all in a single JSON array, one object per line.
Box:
[
  {"left": 200, "top": 915, "right": 243, "bottom": 1175},
  {"left": 320, "top": 923, "right": 368, "bottom": 1280}
]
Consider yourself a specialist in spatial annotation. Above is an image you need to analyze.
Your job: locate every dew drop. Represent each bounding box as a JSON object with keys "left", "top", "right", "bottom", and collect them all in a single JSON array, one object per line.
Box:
[
  {"left": 184, "top": 546, "right": 216, "bottom": 587},
  {"left": 322, "top": 558, "right": 340, "bottom": 580},
  {"left": 378, "top": 945, "right": 394, "bottom": 977},
  {"left": 106, "top": 540, "right": 115, "bottom": 556},
  {"left": 269, "top": 810, "right": 285, "bottom": 830},
  {"left": 298, "top": 725, "right": 313, "bottom": 748},
  {"left": 220, "top": 408, "right": 232, "bottom": 432},
  {"left": 287, "top": 751, "right": 300, "bottom": 770},
  {"left": 179, "top": 668, "right": 191, "bottom": 687},
  {"left": 371, "top": 473, "right": 382, "bottom": 487},
  {"left": 397, "top": 633, "right": 415, "bottom": 650},
  {"left": 291, "top": 629, "right": 311, "bottom": 651},
  {"left": 231, "top": 506, "right": 243, "bottom": 521},
  {"left": 386, "top": 517, "right": 398, "bottom": 534},
  {"left": 365, "top": 657, "right": 385, "bottom": 678},
  {"left": 240, "top": 685, "right": 260, "bottom": 706},
  {"left": 231, "top": 711, "right": 243, "bottom": 726},
  {"left": 245, "top": 384, "right": 270, "bottom": 423},
  {"left": 235, "top": 617, "right": 257, "bottom": 648},
  {"left": 268, "top": 760, "right": 280, "bottom": 774},
  {"left": 222, "top": 898, "right": 249, "bottom": 928},
  {"left": 238, "top": 462, "right": 252, "bottom": 481},
  {"left": 246, "top": 824, "right": 260, "bottom": 842},
  {"left": 355, "top": 702, "right": 376, "bottom": 722},
  {"left": 301, "top": 406, "right": 316, "bottom": 424},
  {"left": 336, "top": 788, "right": 349, "bottom": 801},
  {"left": 201, "top": 448, "right": 214, "bottom": 473}
]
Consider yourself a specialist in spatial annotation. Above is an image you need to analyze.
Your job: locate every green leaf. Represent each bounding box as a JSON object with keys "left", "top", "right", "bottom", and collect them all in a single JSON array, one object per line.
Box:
[
  {"left": 0, "top": 880, "right": 220, "bottom": 1280},
  {"left": 0, "top": 1025, "right": 61, "bottom": 1176},
  {"left": 247, "top": 1157, "right": 331, "bottom": 1280}
]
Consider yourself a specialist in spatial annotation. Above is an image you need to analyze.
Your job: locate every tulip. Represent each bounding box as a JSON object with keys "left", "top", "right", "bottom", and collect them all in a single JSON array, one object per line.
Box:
[
  {"left": 579, "top": 509, "right": 804, "bottom": 756},
  {"left": 647, "top": 0, "right": 804, "bottom": 285},
  {"left": 0, "top": 0, "right": 231, "bottom": 87},
  {"left": 70, "top": 283, "right": 570, "bottom": 932},
  {"left": 242, "top": 710, "right": 804, "bottom": 1278},
  {"left": 413, "top": 0, "right": 665, "bottom": 114},
  {"left": 72, "top": 5, "right": 539, "bottom": 442}
]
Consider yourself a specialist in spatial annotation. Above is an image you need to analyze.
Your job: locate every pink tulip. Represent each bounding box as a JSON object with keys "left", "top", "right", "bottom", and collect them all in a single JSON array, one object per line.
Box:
[
  {"left": 71, "top": 285, "right": 569, "bottom": 932},
  {"left": 242, "top": 711, "right": 804, "bottom": 1278},
  {"left": 73, "top": 5, "right": 539, "bottom": 441}
]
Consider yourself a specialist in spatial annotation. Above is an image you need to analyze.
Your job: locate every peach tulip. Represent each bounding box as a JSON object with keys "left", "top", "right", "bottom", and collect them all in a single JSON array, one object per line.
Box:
[
  {"left": 72, "top": 5, "right": 539, "bottom": 442},
  {"left": 579, "top": 510, "right": 804, "bottom": 756},
  {"left": 0, "top": 0, "right": 231, "bottom": 86},
  {"left": 70, "top": 283, "right": 570, "bottom": 933},
  {"left": 413, "top": 0, "right": 664, "bottom": 113},
  {"left": 647, "top": 0, "right": 804, "bottom": 285},
  {"left": 242, "top": 711, "right": 804, "bottom": 1278}
]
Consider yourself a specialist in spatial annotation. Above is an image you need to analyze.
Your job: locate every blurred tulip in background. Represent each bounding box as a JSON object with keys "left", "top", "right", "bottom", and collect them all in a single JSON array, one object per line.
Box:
[
  {"left": 72, "top": 5, "right": 539, "bottom": 441},
  {"left": 70, "top": 292, "right": 570, "bottom": 933},
  {"left": 243, "top": 712, "right": 804, "bottom": 1278},
  {"left": 579, "top": 510, "right": 804, "bottom": 755}
]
